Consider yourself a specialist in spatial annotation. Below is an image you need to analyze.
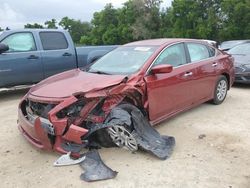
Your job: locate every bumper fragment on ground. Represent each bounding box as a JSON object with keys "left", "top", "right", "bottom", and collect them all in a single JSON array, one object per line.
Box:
[{"left": 79, "top": 150, "right": 118, "bottom": 182}]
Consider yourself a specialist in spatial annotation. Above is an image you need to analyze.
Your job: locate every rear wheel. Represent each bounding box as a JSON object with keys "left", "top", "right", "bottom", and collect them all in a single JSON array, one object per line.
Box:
[{"left": 212, "top": 75, "right": 228, "bottom": 105}]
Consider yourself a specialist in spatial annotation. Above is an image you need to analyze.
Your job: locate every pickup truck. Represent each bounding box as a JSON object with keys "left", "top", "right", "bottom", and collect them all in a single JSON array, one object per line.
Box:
[{"left": 0, "top": 29, "right": 117, "bottom": 88}]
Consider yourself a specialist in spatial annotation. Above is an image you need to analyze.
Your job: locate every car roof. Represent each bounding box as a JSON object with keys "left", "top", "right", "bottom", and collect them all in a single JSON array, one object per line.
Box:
[
  {"left": 124, "top": 38, "right": 209, "bottom": 47},
  {"left": 1, "top": 29, "right": 66, "bottom": 34}
]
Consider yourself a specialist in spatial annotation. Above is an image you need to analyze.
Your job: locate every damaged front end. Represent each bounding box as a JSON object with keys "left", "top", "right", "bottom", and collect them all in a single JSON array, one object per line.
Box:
[
  {"left": 19, "top": 86, "right": 175, "bottom": 157},
  {"left": 18, "top": 93, "right": 126, "bottom": 155},
  {"left": 18, "top": 81, "right": 175, "bottom": 182}
]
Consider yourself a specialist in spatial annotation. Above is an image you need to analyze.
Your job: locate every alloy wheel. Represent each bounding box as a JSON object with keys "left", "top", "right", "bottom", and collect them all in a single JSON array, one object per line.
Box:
[
  {"left": 216, "top": 80, "right": 227, "bottom": 101},
  {"left": 108, "top": 125, "right": 138, "bottom": 152}
]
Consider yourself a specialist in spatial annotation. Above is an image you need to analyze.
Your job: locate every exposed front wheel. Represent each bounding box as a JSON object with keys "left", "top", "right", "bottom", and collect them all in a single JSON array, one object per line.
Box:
[
  {"left": 212, "top": 75, "right": 228, "bottom": 105},
  {"left": 108, "top": 125, "right": 138, "bottom": 151},
  {"left": 96, "top": 104, "right": 139, "bottom": 152}
]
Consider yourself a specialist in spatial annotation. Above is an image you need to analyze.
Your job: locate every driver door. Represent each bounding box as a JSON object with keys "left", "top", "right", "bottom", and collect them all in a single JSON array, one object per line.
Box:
[
  {"left": 144, "top": 43, "right": 196, "bottom": 122},
  {"left": 0, "top": 32, "right": 43, "bottom": 87}
]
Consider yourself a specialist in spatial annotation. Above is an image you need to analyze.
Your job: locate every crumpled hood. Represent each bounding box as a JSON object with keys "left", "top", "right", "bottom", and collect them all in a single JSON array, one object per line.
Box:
[{"left": 29, "top": 69, "right": 127, "bottom": 98}]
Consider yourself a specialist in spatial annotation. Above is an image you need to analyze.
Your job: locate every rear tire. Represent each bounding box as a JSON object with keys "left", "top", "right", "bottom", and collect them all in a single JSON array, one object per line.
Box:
[{"left": 212, "top": 75, "right": 228, "bottom": 105}]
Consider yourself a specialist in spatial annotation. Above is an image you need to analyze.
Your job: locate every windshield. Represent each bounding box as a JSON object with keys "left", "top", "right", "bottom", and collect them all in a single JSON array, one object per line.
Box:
[
  {"left": 228, "top": 43, "right": 250, "bottom": 55},
  {"left": 88, "top": 46, "right": 157, "bottom": 75},
  {"left": 220, "top": 41, "right": 245, "bottom": 50}
]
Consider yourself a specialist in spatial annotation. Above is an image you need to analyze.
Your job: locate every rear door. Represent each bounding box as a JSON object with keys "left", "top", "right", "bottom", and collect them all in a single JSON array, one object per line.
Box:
[
  {"left": 0, "top": 32, "right": 43, "bottom": 87},
  {"left": 39, "top": 31, "right": 77, "bottom": 78},
  {"left": 185, "top": 42, "right": 217, "bottom": 101},
  {"left": 145, "top": 43, "right": 197, "bottom": 122}
]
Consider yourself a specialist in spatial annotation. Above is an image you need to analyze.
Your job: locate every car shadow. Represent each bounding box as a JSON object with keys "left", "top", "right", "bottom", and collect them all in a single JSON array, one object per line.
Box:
[{"left": 232, "top": 83, "right": 250, "bottom": 89}]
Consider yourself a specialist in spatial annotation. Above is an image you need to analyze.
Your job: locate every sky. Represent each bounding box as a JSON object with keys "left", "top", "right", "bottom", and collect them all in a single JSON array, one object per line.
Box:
[{"left": 0, "top": 0, "right": 172, "bottom": 29}]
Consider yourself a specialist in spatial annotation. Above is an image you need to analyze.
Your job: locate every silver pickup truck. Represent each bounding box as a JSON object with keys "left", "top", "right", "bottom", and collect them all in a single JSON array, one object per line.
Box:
[{"left": 0, "top": 29, "right": 117, "bottom": 88}]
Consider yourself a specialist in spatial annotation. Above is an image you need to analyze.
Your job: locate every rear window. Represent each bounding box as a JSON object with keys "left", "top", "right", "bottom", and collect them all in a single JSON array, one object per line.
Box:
[
  {"left": 187, "top": 43, "right": 210, "bottom": 62},
  {"left": 39, "top": 32, "right": 68, "bottom": 50}
]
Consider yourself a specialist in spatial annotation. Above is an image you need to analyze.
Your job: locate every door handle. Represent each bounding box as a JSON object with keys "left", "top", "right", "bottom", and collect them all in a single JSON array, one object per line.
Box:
[
  {"left": 27, "top": 55, "right": 39, "bottom": 59},
  {"left": 184, "top": 72, "right": 193, "bottom": 77},
  {"left": 212, "top": 62, "right": 218, "bottom": 67},
  {"left": 62, "top": 52, "right": 72, "bottom": 57}
]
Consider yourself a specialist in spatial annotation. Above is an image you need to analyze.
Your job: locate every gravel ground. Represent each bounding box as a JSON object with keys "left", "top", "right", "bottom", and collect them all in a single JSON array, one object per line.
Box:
[{"left": 0, "top": 85, "right": 250, "bottom": 188}]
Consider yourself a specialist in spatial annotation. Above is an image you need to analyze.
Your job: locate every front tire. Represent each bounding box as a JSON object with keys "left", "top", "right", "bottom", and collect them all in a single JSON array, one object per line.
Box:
[
  {"left": 96, "top": 103, "right": 139, "bottom": 151},
  {"left": 212, "top": 75, "right": 228, "bottom": 105}
]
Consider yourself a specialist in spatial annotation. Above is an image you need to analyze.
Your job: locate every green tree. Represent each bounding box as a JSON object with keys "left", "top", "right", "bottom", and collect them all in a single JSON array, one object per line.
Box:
[
  {"left": 123, "top": 0, "right": 162, "bottom": 40},
  {"left": 81, "top": 4, "right": 120, "bottom": 45},
  {"left": 116, "top": 2, "right": 134, "bottom": 44},
  {"left": 59, "top": 17, "right": 73, "bottom": 30},
  {"left": 219, "top": 0, "right": 250, "bottom": 41},
  {"left": 169, "top": 0, "right": 222, "bottom": 40},
  {"left": 45, "top": 19, "right": 58, "bottom": 29},
  {"left": 21, "top": 0, "right": 250, "bottom": 45},
  {"left": 24, "top": 23, "right": 44, "bottom": 29},
  {"left": 0, "top": 27, "right": 3, "bottom": 31},
  {"left": 59, "top": 17, "right": 91, "bottom": 44},
  {"left": 81, "top": 0, "right": 163, "bottom": 45},
  {"left": 159, "top": 7, "right": 173, "bottom": 38}
]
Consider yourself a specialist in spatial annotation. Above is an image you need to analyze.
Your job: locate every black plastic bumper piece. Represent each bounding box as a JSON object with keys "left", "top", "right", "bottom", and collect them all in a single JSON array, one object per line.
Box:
[
  {"left": 131, "top": 108, "right": 175, "bottom": 160},
  {"left": 80, "top": 150, "right": 118, "bottom": 182}
]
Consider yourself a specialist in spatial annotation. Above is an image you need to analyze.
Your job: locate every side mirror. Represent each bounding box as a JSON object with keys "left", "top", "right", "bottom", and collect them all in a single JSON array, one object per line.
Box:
[
  {"left": 0, "top": 43, "right": 9, "bottom": 54},
  {"left": 151, "top": 64, "right": 173, "bottom": 74}
]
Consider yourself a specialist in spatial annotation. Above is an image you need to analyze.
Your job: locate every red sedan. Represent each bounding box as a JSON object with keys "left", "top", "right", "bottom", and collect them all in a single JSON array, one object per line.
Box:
[{"left": 18, "top": 38, "right": 235, "bottom": 154}]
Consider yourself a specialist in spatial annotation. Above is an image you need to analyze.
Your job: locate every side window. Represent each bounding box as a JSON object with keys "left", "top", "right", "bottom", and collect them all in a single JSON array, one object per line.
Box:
[
  {"left": 39, "top": 32, "right": 68, "bottom": 50},
  {"left": 154, "top": 43, "right": 187, "bottom": 67},
  {"left": 187, "top": 43, "right": 210, "bottom": 62},
  {"left": 1, "top": 32, "right": 36, "bottom": 52},
  {"left": 207, "top": 46, "right": 216, "bottom": 57}
]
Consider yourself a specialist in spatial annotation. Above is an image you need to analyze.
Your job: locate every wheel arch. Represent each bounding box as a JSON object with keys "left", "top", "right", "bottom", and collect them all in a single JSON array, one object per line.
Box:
[
  {"left": 221, "top": 72, "right": 230, "bottom": 90},
  {"left": 121, "top": 95, "right": 148, "bottom": 117}
]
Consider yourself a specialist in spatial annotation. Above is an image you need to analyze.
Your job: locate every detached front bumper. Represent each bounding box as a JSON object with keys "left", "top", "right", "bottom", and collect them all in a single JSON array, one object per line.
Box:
[
  {"left": 18, "top": 108, "right": 47, "bottom": 149},
  {"left": 18, "top": 107, "right": 68, "bottom": 153},
  {"left": 18, "top": 97, "right": 89, "bottom": 154}
]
